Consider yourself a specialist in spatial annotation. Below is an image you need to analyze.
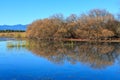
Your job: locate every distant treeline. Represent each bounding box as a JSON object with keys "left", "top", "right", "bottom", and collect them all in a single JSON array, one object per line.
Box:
[
  {"left": 26, "top": 9, "right": 120, "bottom": 40},
  {"left": 0, "top": 30, "right": 25, "bottom": 33}
]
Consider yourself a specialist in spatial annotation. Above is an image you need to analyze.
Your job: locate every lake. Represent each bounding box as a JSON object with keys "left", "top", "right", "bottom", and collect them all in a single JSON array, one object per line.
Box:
[{"left": 0, "top": 38, "right": 120, "bottom": 80}]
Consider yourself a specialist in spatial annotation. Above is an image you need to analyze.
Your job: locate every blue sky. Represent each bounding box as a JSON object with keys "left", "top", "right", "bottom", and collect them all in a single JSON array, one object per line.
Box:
[{"left": 0, "top": 0, "right": 119, "bottom": 25}]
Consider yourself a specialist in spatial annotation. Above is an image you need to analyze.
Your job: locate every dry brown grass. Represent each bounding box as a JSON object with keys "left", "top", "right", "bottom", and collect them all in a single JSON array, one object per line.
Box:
[{"left": 0, "top": 32, "right": 26, "bottom": 38}]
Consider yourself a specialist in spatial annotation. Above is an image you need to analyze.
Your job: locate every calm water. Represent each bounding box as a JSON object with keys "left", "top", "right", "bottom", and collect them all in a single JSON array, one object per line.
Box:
[{"left": 0, "top": 38, "right": 120, "bottom": 80}]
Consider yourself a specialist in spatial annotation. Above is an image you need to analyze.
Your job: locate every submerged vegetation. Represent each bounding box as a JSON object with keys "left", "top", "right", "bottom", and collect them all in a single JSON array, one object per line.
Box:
[
  {"left": 7, "top": 41, "right": 27, "bottom": 48},
  {"left": 26, "top": 9, "right": 120, "bottom": 40}
]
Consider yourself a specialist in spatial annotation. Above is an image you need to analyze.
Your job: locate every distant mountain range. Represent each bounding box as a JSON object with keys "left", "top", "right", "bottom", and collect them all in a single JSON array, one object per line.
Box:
[{"left": 0, "top": 24, "right": 27, "bottom": 31}]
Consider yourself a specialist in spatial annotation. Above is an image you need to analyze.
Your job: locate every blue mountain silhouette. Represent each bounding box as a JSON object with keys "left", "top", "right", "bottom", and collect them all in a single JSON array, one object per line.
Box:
[{"left": 0, "top": 24, "right": 27, "bottom": 31}]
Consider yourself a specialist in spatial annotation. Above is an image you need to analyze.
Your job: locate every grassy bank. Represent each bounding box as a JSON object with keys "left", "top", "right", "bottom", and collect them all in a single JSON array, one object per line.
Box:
[
  {"left": 0, "top": 32, "right": 26, "bottom": 38},
  {"left": 63, "top": 38, "right": 120, "bottom": 42},
  {"left": 1, "top": 32, "right": 120, "bottom": 43}
]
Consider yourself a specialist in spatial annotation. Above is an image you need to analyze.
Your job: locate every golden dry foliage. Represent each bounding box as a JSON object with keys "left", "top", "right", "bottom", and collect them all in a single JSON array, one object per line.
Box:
[
  {"left": 101, "top": 29, "right": 115, "bottom": 38},
  {"left": 26, "top": 9, "right": 120, "bottom": 40},
  {"left": 26, "top": 18, "right": 63, "bottom": 39},
  {"left": 0, "top": 32, "right": 26, "bottom": 38}
]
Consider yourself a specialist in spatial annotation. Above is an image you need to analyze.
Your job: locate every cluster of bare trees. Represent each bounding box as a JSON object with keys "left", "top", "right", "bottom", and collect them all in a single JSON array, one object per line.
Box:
[{"left": 26, "top": 9, "right": 120, "bottom": 40}]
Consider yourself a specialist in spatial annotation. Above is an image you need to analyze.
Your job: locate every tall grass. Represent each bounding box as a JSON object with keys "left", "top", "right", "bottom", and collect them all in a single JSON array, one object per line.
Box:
[{"left": 0, "top": 32, "right": 26, "bottom": 38}]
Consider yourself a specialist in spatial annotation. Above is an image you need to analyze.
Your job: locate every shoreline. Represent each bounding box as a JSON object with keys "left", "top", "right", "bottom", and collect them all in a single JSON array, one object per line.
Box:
[
  {"left": 1, "top": 32, "right": 120, "bottom": 42},
  {"left": 62, "top": 38, "right": 120, "bottom": 42}
]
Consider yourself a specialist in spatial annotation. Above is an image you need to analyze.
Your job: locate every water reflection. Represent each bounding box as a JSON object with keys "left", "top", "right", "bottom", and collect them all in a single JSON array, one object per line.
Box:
[{"left": 7, "top": 40, "right": 120, "bottom": 69}]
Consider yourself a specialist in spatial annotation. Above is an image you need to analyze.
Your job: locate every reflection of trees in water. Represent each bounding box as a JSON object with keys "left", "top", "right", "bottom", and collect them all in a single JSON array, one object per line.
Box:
[
  {"left": 25, "top": 40, "right": 120, "bottom": 69},
  {"left": 7, "top": 40, "right": 120, "bottom": 69}
]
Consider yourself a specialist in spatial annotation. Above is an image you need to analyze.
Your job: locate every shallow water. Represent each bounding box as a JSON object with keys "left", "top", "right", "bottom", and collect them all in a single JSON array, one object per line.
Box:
[
  {"left": 0, "top": 38, "right": 120, "bottom": 80},
  {"left": 0, "top": 37, "right": 15, "bottom": 41}
]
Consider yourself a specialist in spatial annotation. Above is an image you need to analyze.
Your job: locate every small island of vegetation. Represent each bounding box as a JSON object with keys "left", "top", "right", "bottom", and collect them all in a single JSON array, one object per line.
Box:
[
  {"left": 26, "top": 9, "right": 120, "bottom": 42},
  {"left": 1, "top": 9, "right": 120, "bottom": 42}
]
